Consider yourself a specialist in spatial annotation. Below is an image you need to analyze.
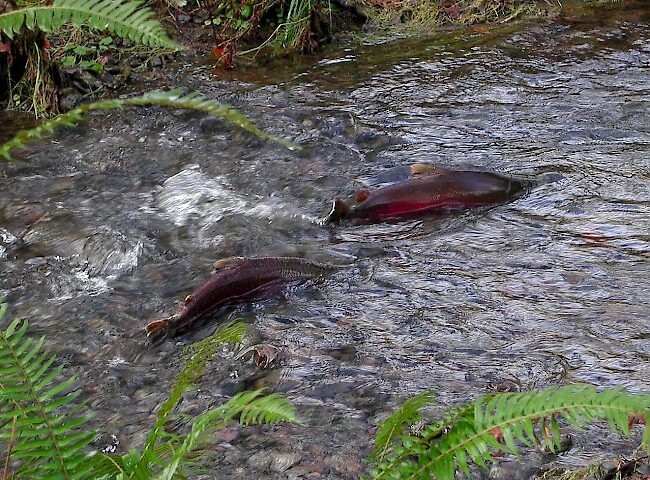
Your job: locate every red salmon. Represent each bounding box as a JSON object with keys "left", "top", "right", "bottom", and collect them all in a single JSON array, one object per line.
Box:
[
  {"left": 145, "top": 256, "right": 333, "bottom": 338},
  {"left": 326, "top": 165, "right": 526, "bottom": 223}
]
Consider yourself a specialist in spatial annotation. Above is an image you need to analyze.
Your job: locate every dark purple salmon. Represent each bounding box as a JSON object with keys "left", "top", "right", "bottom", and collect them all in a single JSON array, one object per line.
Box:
[
  {"left": 325, "top": 164, "right": 526, "bottom": 223},
  {"left": 145, "top": 256, "right": 333, "bottom": 338}
]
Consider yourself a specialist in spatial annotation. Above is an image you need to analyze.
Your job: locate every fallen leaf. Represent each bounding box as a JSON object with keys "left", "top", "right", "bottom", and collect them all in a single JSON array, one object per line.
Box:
[
  {"left": 469, "top": 25, "right": 491, "bottom": 35},
  {"left": 236, "top": 344, "right": 281, "bottom": 369}
]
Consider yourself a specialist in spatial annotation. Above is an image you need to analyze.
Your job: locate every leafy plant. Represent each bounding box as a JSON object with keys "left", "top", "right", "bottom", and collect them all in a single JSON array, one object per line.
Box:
[
  {"left": 0, "top": 88, "right": 300, "bottom": 160},
  {"left": 0, "top": 0, "right": 182, "bottom": 116},
  {"left": 277, "top": 0, "right": 317, "bottom": 49},
  {"left": 56, "top": 35, "right": 114, "bottom": 72},
  {"left": 0, "top": 303, "right": 298, "bottom": 479},
  {"left": 372, "top": 389, "right": 435, "bottom": 462},
  {"left": 370, "top": 385, "right": 650, "bottom": 480},
  {"left": 0, "top": 303, "right": 95, "bottom": 480},
  {"left": 0, "top": 0, "right": 182, "bottom": 50},
  {"left": 205, "top": 0, "right": 325, "bottom": 66}
]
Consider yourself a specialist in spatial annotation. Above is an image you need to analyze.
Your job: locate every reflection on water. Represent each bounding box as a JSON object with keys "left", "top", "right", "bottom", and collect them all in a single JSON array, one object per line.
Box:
[{"left": 1, "top": 5, "right": 650, "bottom": 477}]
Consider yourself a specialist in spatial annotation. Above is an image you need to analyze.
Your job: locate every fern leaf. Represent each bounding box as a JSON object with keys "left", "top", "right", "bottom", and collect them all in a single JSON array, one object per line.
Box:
[
  {"left": 154, "top": 388, "right": 296, "bottom": 480},
  {"left": 128, "top": 320, "right": 247, "bottom": 478},
  {"left": 0, "top": 89, "right": 300, "bottom": 161},
  {"left": 371, "top": 384, "right": 650, "bottom": 480},
  {"left": 0, "top": 305, "right": 95, "bottom": 480},
  {"left": 183, "top": 321, "right": 246, "bottom": 364},
  {"left": 0, "top": 0, "right": 181, "bottom": 50},
  {"left": 238, "top": 391, "right": 298, "bottom": 426},
  {"left": 372, "top": 389, "right": 436, "bottom": 461}
]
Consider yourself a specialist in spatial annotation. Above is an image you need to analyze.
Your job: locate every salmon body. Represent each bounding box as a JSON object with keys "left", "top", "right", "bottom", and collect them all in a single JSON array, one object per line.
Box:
[
  {"left": 327, "top": 167, "right": 526, "bottom": 223},
  {"left": 146, "top": 257, "right": 332, "bottom": 338}
]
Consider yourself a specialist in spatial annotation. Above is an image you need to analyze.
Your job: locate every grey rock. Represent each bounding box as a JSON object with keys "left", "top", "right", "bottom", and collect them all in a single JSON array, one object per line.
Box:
[
  {"left": 149, "top": 57, "right": 163, "bottom": 68},
  {"left": 489, "top": 460, "right": 538, "bottom": 480},
  {"left": 99, "top": 72, "right": 113, "bottom": 84},
  {"left": 247, "top": 450, "right": 272, "bottom": 471},
  {"left": 59, "top": 90, "right": 84, "bottom": 111},
  {"left": 270, "top": 452, "right": 302, "bottom": 473},
  {"left": 199, "top": 116, "right": 225, "bottom": 134}
]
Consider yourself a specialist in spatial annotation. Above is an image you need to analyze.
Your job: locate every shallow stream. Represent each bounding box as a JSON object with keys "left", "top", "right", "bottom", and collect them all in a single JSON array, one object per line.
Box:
[{"left": 1, "top": 3, "right": 650, "bottom": 478}]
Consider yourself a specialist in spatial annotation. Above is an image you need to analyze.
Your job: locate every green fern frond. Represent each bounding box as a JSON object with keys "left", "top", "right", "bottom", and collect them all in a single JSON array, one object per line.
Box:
[
  {"left": 237, "top": 390, "right": 299, "bottom": 426},
  {"left": 155, "top": 388, "right": 297, "bottom": 480},
  {"left": 372, "top": 389, "right": 436, "bottom": 462},
  {"left": 138, "top": 323, "right": 293, "bottom": 480},
  {"left": 0, "top": 304, "right": 95, "bottom": 480},
  {"left": 133, "top": 321, "right": 247, "bottom": 478},
  {"left": 183, "top": 321, "right": 246, "bottom": 365},
  {"left": 142, "top": 321, "right": 246, "bottom": 449},
  {"left": 0, "top": 0, "right": 181, "bottom": 50},
  {"left": 0, "top": 89, "right": 300, "bottom": 161},
  {"left": 371, "top": 384, "right": 650, "bottom": 480}
]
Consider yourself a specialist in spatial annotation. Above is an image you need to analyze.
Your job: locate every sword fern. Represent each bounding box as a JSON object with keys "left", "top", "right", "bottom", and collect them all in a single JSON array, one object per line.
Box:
[
  {"left": 0, "top": 0, "right": 181, "bottom": 50},
  {"left": 0, "top": 303, "right": 94, "bottom": 480},
  {"left": 370, "top": 385, "right": 650, "bottom": 480},
  {"left": 0, "top": 304, "right": 297, "bottom": 479}
]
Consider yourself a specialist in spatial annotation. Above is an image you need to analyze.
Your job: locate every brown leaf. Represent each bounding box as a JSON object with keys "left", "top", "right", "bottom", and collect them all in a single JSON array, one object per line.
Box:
[
  {"left": 469, "top": 25, "right": 491, "bottom": 35},
  {"left": 442, "top": 3, "right": 460, "bottom": 20},
  {"left": 237, "top": 344, "right": 281, "bottom": 369},
  {"left": 491, "top": 426, "right": 503, "bottom": 443}
]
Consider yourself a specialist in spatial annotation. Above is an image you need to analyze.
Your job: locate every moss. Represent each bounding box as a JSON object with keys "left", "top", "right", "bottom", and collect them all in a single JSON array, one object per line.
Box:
[
  {"left": 537, "top": 464, "right": 603, "bottom": 480},
  {"left": 359, "top": 0, "right": 556, "bottom": 36}
]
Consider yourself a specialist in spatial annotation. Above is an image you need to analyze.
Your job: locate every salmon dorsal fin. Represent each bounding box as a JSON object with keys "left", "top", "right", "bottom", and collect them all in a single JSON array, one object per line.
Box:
[
  {"left": 213, "top": 256, "right": 244, "bottom": 270},
  {"left": 410, "top": 163, "right": 445, "bottom": 177},
  {"left": 355, "top": 189, "right": 370, "bottom": 203}
]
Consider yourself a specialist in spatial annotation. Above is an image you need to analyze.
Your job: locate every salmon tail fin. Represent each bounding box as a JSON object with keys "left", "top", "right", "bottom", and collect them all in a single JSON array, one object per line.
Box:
[
  {"left": 410, "top": 163, "right": 444, "bottom": 176},
  {"left": 144, "top": 314, "right": 178, "bottom": 339},
  {"left": 506, "top": 177, "right": 529, "bottom": 199},
  {"left": 324, "top": 198, "right": 351, "bottom": 223}
]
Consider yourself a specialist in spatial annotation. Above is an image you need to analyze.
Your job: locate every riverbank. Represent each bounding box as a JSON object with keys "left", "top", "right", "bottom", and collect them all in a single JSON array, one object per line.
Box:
[{"left": 2, "top": 0, "right": 646, "bottom": 115}]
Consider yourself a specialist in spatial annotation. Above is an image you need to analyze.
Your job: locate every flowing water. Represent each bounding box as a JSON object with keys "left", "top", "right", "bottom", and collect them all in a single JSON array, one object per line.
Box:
[{"left": 1, "top": 3, "right": 650, "bottom": 478}]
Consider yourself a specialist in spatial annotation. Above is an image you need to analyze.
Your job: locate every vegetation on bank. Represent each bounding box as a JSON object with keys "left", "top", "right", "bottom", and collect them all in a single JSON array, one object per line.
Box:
[
  {"left": 0, "top": 303, "right": 648, "bottom": 479},
  {"left": 0, "top": 0, "right": 627, "bottom": 116}
]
